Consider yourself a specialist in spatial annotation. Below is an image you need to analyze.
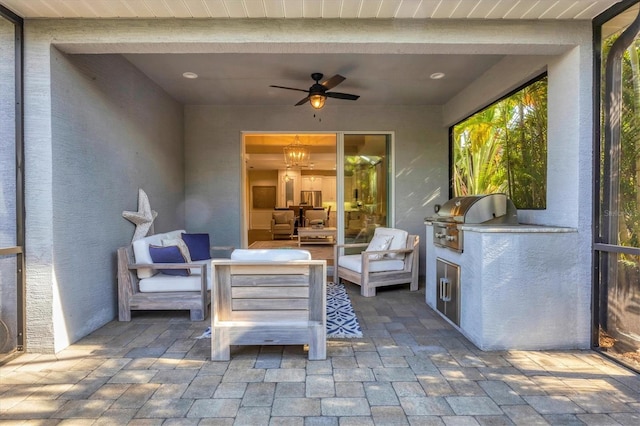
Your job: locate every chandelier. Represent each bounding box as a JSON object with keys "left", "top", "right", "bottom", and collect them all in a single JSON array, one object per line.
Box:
[{"left": 283, "top": 135, "right": 310, "bottom": 168}]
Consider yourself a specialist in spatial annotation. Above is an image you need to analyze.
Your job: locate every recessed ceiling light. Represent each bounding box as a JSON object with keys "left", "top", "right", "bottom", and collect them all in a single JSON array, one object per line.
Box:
[
  {"left": 430, "top": 72, "right": 445, "bottom": 80},
  {"left": 182, "top": 72, "right": 198, "bottom": 79}
]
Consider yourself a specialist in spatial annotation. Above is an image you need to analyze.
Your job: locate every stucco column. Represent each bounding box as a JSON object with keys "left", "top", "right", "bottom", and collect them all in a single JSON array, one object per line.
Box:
[{"left": 23, "top": 25, "right": 56, "bottom": 353}]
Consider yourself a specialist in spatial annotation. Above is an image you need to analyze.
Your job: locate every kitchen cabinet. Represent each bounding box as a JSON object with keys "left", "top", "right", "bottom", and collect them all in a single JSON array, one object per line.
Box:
[
  {"left": 301, "top": 177, "right": 322, "bottom": 191},
  {"left": 436, "top": 258, "right": 460, "bottom": 326},
  {"left": 321, "top": 176, "right": 336, "bottom": 202}
]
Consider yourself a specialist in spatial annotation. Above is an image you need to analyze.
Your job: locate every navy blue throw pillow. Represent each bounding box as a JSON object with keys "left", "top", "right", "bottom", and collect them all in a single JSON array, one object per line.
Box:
[
  {"left": 148, "top": 245, "right": 190, "bottom": 276},
  {"left": 181, "top": 233, "right": 211, "bottom": 261}
]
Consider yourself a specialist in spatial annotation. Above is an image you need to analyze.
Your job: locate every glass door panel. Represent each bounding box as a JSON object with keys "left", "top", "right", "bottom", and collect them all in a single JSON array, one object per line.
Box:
[
  {"left": 595, "top": 2, "right": 640, "bottom": 372},
  {"left": 0, "top": 8, "right": 22, "bottom": 361},
  {"left": 343, "top": 134, "right": 390, "bottom": 244},
  {"left": 598, "top": 251, "right": 640, "bottom": 369}
]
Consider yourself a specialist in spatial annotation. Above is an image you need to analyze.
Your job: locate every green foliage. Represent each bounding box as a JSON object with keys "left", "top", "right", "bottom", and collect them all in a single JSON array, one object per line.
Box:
[{"left": 453, "top": 77, "right": 548, "bottom": 209}]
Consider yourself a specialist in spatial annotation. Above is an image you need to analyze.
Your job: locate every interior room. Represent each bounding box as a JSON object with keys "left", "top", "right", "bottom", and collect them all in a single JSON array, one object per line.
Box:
[
  {"left": 244, "top": 133, "right": 390, "bottom": 248},
  {"left": 244, "top": 133, "right": 338, "bottom": 245}
]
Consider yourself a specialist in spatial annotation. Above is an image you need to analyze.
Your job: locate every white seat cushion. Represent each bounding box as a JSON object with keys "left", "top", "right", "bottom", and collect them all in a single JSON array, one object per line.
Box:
[
  {"left": 231, "top": 249, "right": 311, "bottom": 261},
  {"left": 338, "top": 254, "right": 405, "bottom": 273},
  {"left": 189, "top": 258, "right": 211, "bottom": 275},
  {"left": 139, "top": 270, "right": 211, "bottom": 292}
]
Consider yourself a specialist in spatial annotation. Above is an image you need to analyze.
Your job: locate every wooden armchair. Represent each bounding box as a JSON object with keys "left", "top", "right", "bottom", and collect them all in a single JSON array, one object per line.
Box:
[
  {"left": 211, "top": 249, "right": 326, "bottom": 361},
  {"left": 117, "top": 230, "right": 233, "bottom": 321},
  {"left": 334, "top": 227, "right": 419, "bottom": 297},
  {"left": 118, "top": 246, "right": 209, "bottom": 321}
]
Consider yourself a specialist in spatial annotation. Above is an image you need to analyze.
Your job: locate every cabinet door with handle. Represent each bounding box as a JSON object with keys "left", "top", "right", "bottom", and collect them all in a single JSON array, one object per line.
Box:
[{"left": 436, "top": 258, "right": 460, "bottom": 326}]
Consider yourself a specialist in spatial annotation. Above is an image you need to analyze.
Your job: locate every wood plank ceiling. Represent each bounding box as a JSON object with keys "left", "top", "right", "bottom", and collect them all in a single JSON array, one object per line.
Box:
[{"left": 0, "top": 0, "right": 621, "bottom": 20}]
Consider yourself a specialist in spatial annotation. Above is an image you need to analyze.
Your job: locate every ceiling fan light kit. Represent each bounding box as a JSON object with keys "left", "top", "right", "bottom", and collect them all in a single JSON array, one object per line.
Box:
[
  {"left": 309, "top": 94, "right": 326, "bottom": 109},
  {"left": 270, "top": 72, "right": 360, "bottom": 109}
]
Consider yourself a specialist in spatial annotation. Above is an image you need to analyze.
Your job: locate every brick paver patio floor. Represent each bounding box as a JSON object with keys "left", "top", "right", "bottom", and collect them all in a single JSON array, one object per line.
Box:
[{"left": 1, "top": 285, "right": 639, "bottom": 425}]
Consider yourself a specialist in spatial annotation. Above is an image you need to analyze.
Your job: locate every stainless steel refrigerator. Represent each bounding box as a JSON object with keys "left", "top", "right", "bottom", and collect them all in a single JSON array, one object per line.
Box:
[{"left": 300, "top": 191, "right": 322, "bottom": 207}]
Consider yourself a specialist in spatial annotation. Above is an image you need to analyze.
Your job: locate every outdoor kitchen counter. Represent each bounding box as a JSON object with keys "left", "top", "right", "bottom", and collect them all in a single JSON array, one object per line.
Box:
[
  {"left": 425, "top": 222, "right": 588, "bottom": 351},
  {"left": 459, "top": 223, "right": 576, "bottom": 232}
]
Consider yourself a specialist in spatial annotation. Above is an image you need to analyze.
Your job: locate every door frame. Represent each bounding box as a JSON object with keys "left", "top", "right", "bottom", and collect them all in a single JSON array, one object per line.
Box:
[
  {"left": 0, "top": 3, "right": 25, "bottom": 359},
  {"left": 592, "top": 0, "right": 640, "bottom": 370},
  {"left": 241, "top": 131, "right": 395, "bottom": 248},
  {"left": 339, "top": 131, "right": 396, "bottom": 245},
  {"left": 241, "top": 131, "right": 339, "bottom": 248}
]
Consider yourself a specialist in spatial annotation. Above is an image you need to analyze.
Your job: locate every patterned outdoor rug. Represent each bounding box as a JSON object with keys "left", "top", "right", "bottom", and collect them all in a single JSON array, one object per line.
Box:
[
  {"left": 196, "top": 282, "right": 362, "bottom": 339},
  {"left": 325, "top": 282, "right": 363, "bottom": 338}
]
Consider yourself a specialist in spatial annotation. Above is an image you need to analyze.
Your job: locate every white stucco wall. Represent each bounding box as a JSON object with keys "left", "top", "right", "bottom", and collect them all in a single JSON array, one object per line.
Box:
[
  {"left": 26, "top": 42, "right": 185, "bottom": 351},
  {"left": 442, "top": 28, "right": 594, "bottom": 349},
  {"left": 20, "top": 17, "right": 597, "bottom": 352}
]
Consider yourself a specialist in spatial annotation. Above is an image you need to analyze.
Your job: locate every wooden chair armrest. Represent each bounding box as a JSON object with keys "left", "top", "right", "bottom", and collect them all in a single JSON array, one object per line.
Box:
[
  {"left": 363, "top": 247, "right": 414, "bottom": 256},
  {"left": 128, "top": 263, "right": 206, "bottom": 271},
  {"left": 211, "top": 245, "right": 235, "bottom": 252},
  {"left": 334, "top": 242, "right": 369, "bottom": 249}
]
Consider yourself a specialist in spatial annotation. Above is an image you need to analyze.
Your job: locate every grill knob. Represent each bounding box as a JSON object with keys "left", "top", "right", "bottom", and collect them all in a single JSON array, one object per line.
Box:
[
  {"left": 445, "top": 235, "right": 456, "bottom": 241},
  {"left": 435, "top": 233, "right": 445, "bottom": 239}
]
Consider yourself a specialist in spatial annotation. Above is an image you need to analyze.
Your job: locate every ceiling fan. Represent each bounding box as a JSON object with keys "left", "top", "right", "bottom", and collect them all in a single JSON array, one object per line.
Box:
[{"left": 270, "top": 73, "right": 360, "bottom": 109}]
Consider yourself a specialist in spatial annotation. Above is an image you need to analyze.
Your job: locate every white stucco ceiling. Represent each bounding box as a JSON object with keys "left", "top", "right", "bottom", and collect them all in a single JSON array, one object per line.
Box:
[{"left": 123, "top": 52, "right": 506, "bottom": 106}]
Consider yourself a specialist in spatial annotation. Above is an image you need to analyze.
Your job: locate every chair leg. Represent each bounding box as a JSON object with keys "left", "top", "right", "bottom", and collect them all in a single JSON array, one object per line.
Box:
[
  {"left": 361, "top": 286, "right": 376, "bottom": 297},
  {"left": 190, "top": 309, "right": 205, "bottom": 321},
  {"left": 308, "top": 323, "right": 326, "bottom": 360},
  {"left": 410, "top": 278, "right": 418, "bottom": 291},
  {"left": 211, "top": 327, "right": 230, "bottom": 361},
  {"left": 119, "top": 308, "right": 131, "bottom": 322},
  {"left": 361, "top": 275, "right": 376, "bottom": 297}
]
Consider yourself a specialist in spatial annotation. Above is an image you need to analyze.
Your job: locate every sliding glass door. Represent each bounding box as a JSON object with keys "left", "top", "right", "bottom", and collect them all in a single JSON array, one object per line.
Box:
[
  {"left": 342, "top": 134, "right": 392, "bottom": 244},
  {"left": 0, "top": 5, "right": 24, "bottom": 361}
]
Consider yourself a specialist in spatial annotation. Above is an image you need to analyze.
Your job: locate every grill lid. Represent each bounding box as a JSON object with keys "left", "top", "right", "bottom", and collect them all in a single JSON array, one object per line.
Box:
[{"left": 429, "top": 193, "right": 517, "bottom": 224}]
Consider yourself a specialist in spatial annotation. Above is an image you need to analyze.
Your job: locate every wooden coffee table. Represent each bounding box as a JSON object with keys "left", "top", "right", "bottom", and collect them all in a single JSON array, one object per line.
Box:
[{"left": 297, "top": 227, "right": 337, "bottom": 246}]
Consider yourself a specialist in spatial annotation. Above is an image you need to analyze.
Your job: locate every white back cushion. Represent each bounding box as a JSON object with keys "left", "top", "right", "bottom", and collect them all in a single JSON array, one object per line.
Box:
[
  {"left": 365, "top": 233, "right": 393, "bottom": 260},
  {"left": 372, "top": 228, "right": 408, "bottom": 259},
  {"left": 132, "top": 230, "right": 186, "bottom": 278}
]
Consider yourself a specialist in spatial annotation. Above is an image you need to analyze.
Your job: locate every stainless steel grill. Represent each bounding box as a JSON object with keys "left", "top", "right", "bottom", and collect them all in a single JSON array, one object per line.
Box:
[{"left": 426, "top": 193, "right": 518, "bottom": 252}]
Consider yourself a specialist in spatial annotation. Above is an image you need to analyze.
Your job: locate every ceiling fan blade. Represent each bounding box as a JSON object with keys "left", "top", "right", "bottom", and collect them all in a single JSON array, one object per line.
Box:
[
  {"left": 295, "top": 96, "right": 310, "bottom": 106},
  {"left": 325, "top": 91, "right": 360, "bottom": 101},
  {"left": 270, "top": 85, "right": 309, "bottom": 93},
  {"left": 321, "top": 74, "right": 346, "bottom": 90}
]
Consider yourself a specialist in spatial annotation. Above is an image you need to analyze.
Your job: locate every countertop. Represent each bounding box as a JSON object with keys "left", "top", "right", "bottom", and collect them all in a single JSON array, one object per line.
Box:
[{"left": 424, "top": 221, "right": 577, "bottom": 233}]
